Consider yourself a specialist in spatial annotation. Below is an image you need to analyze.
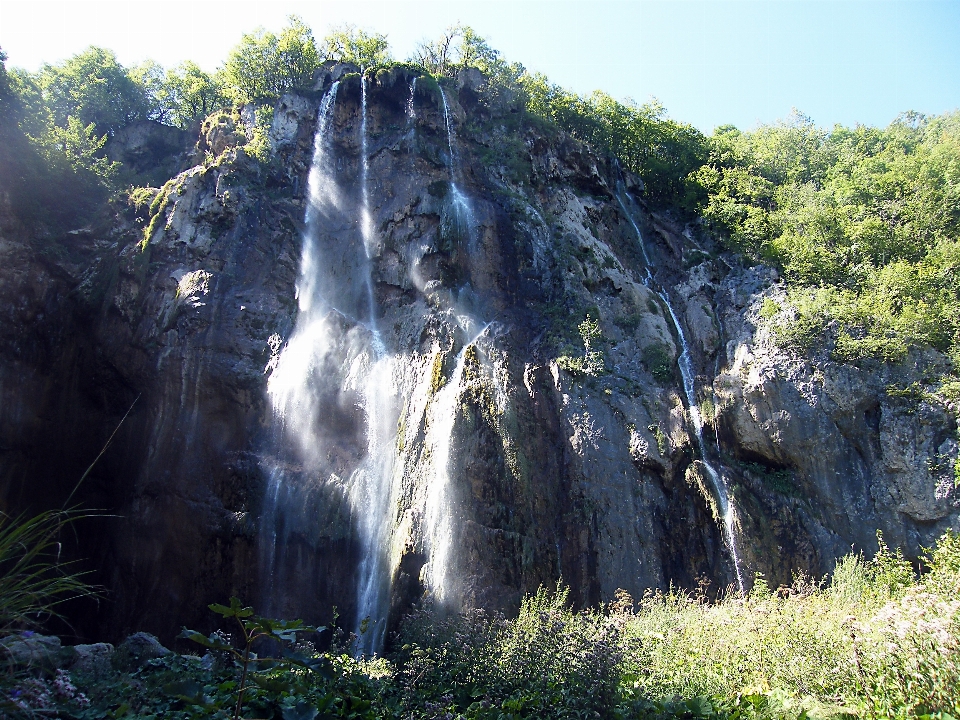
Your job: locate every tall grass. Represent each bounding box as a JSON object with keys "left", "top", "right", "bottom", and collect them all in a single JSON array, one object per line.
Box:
[
  {"left": 0, "top": 508, "right": 99, "bottom": 635},
  {"left": 5, "top": 530, "right": 958, "bottom": 719},
  {"left": 389, "top": 532, "right": 960, "bottom": 719}
]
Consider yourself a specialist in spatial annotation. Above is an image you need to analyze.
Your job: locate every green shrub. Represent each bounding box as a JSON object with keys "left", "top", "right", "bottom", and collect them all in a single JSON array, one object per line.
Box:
[
  {"left": 392, "top": 588, "right": 624, "bottom": 720},
  {"left": 642, "top": 342, "right": 674, "bottom": 383},
  {"left": 694, "top": 111, "right": 960, "bottom": 365},
  {"left": 555, "top": 315, "right": 605, "bottom": 376}
]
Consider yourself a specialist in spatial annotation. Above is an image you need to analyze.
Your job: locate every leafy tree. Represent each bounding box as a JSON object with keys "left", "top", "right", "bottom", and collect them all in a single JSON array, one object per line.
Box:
[
  {"left": 691, "top": 110, "right": 960, "bottom": 363},
  {"left": 38, "top": 46, "right": 151, "bottom": 135},
  {"left": 0, "top": 47, "right": 9, "bottom": 99},
  {"left": 129, "top": 59, "right": 169, "bottom": 123},
  {"left": 519, "top": 74, "right": 707, "bottom": 207},
  {"left": 321, "top": 24, "right": 391, "bottom": 68},
  {"left": 161, "top": 61, "right": 228, "bottom": 128},
  {"left": 41, "top": 115, "right": 119, "bottom": 180},
  {"left": 411, "top": 24, "right": 516, "bottom": 80},
  {"left": 224, "top": 15, "right": 320, "bottom": 102}
]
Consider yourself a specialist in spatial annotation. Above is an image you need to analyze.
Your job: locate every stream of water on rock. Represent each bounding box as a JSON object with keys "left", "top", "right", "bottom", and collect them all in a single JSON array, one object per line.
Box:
[
  {"left": 423, "top": 323, "right": 493, "bottom": 601},
  {"left": 350, "top": 75, "right": 398, "bottom": 652},
  {"left": 615, "top": 188, "right": 746, "bottom": 594},
  {"left": 262, "top": 78, "right": 401, "bottom": 655},
  {"left": 417, "top": 86, "right": 491, "bottom": 605},
  {"left": 259, "top": 82, "right": 341, "bottom": 614},
  {"left": 439, "top": 87, "right": 477, "bottom": 247}
]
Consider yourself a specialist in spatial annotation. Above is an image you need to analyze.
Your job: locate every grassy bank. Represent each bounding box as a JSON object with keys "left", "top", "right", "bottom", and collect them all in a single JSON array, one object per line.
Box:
[{"left": 4, "top": 531, "right": 958, "bottom": 719}]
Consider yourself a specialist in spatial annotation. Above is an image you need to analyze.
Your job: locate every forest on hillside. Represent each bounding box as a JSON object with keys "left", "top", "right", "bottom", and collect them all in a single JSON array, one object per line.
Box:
[{"left": 2, "top": 17, "right": 960, "bottom": 720}]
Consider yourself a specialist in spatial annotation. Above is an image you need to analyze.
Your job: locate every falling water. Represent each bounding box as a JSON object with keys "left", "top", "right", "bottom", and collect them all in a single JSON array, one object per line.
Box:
[
  {"left": 352, "top": 74, "right": 399, "bottom": 652},
  {"left": 423, "top": 323, "right": 493, "bottom": 601},
  {"left": 438, "top": 87, "right": 476, "bottom": 245},
  {"left": 406, "top": 77, "right": 417, "bottom": 124},
  {"left": 359, "top": 76, "right": 384, "bottom": 354},
  {"left": 615, "top": 188, "right": 746, "bottom": 594},
  {"left": 261, "top": 83, "right": 341, "bottom": 606},
  {"left": 263, "top": 78, "right": 400, "bottom": 655}
]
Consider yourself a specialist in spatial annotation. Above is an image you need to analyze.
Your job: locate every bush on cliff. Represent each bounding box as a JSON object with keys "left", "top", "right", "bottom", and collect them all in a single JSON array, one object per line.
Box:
[{"left": 691, "top": 110, "right": 960, "bottom": 367}]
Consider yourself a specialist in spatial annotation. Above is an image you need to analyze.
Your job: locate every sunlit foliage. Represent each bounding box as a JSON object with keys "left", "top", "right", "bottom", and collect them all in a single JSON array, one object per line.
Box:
[
  {"left": 321, "top": 24, "right": 391, "bottom": 68},
  {"left": 223, "top": 15, "right": 321, "bottom": 102},
  {"left": 693, "top": 110, "right": 960, "bottom": 363}
]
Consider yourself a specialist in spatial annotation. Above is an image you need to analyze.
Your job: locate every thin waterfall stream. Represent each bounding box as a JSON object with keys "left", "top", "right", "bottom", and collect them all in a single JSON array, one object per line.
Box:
[
  {"left": 352, "top": 74, "right": 399, "bottom": 653},
  {"left": 439, "top": 87, "right": 477, "bottom": 246},
  {"left": 418, "top": 85, "right": 491, "bottom": 605},
  {"left": 260, "top": 82, "right": 342, "bottom": 615},
  {"left": 423, "top": 323, "right": 493, "bottom": 602},
  {"left": 615, "top": 187, "right": 746, "bottom": 594}
]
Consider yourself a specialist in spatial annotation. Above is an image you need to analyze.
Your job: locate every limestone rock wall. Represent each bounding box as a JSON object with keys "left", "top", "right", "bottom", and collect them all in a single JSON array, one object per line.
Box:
[{"left": 1, "top": 67, "right": 956, "bottom": 643}]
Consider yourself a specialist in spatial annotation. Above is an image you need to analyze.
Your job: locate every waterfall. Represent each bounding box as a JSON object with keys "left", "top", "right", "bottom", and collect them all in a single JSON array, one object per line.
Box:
[
  {"left": 422, "top": 323, "right": 493, "bottom": 602},
  {"left": 260, "top": 83, "right": 341, "bottom": 612},
  {"left": 351, "top": 74, "right": 398, "bottom": 653},
  {"left": 359, "top": 76, "right": 384, "bottom": 353},
  {"left": 406, "top": 77, "right": 417, "bottom": 125},
  {"left": 438, "top": 87, "right": 476, "bottom": 245},
  {"left": 615, "top": 188, "right": 746, "bottom": 594},
  {"left": 262, "top": 78, "right": 400, "bottom": 655}
]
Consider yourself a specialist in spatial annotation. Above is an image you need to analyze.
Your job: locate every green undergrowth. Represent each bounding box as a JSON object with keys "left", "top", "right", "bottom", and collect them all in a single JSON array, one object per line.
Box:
[{"left": 5, "top": 532, "right": 960, "bottom": 719}]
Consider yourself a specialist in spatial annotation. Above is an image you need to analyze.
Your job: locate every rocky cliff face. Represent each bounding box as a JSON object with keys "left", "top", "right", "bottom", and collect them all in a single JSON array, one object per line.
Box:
[{"left": 1, "top": 65, "right": 957, "bottom": 645}]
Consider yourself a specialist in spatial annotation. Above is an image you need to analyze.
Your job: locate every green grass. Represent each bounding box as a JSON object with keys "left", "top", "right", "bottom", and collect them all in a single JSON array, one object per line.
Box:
[{"left": 9, "top": 533, "right": 958, "bottom": 718}]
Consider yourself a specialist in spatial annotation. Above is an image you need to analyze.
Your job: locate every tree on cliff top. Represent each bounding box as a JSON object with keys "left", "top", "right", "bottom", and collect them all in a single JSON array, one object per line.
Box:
[
  {"left": 160, "top": 61, "right": 228, "bottom": 129},
  {"left": 321, "top": 25, "right": 391, "bottom": 69},
  {"left": 411, "top": 24, "right": 503, "bottom": 78},
  {"left": 0, "top": 47, "right": 9, "bottom": 99},
  {"left": 224, "top": 15, "right": 320, "bottom": 103},
  {"left": 38, "top": 46, "right": 152, "bottom": 136}
]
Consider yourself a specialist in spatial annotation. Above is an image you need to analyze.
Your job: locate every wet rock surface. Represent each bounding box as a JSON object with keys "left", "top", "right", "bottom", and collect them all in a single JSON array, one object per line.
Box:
[{"left": 1, "top": 68, "right": 957, "bottom": 644}]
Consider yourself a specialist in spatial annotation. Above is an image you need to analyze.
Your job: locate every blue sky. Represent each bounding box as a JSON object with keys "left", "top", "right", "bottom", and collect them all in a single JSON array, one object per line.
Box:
[{"left": 1, "top": 0, "right": 957, "bottom": 133}]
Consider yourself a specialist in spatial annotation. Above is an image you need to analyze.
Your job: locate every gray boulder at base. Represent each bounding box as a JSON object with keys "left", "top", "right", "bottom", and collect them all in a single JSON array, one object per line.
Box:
[
  {"left": 114, "top": 632, "right": 171, "bottom": 669},
  {"left": 64, "top": 642, "right": 115, "bottom": 679},
  {"left": 0, "top": 633, "right": 62, "bottom": 668}
]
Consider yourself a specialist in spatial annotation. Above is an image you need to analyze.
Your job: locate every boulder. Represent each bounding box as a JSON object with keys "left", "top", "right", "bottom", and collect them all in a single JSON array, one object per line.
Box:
[
  {"left": 64, "top": 643, "right": 114, "bottom": 679},
  {"left": 114, "top": 632, "right": 171, "bottom": 669},
  {"left": 0, "top": 633, "right": 62, "bottom": 668}
]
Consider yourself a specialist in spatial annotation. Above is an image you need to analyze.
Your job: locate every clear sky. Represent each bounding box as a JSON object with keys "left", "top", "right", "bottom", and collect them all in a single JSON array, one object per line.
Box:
[{"left": 1, "top": 0, "right": 958, "bottom": 133}]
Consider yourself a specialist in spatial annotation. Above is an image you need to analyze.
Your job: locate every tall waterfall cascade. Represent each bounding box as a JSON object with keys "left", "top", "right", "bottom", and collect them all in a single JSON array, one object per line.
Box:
[
  {"left": 261, "top": 79, "right": 404, "bottom": 654},
  {"left": 258, "top": 83, "right": 342, "bottom": 617},
  {"left": 439, "top": 87, "right": 477, "bottom": 246},
  {"left": 260, "top": 76, "right": 497, "bottom": 654}
]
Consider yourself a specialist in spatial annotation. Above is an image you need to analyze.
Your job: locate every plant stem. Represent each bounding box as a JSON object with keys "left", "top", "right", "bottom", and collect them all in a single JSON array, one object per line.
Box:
[{"left": 234, "top": 617, "right": 252, "bottom": 720}]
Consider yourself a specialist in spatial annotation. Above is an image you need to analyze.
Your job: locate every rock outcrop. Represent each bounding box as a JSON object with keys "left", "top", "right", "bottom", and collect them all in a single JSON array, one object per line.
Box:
[{"left": 1, "top": 67, "right": 956, "bottom": 644}]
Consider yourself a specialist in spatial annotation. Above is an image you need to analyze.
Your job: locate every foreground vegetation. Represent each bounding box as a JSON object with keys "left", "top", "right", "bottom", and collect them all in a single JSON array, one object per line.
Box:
[{"left": 3, "top": 532, "right": 958, "bottom": 719}]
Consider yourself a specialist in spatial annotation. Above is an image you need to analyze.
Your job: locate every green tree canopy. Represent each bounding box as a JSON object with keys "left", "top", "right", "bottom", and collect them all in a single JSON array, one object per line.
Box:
[
  {"left": 411, "top": 24, "right": 517, "bottom": 80},
  {"left": 520, "top": 74, "right": 707, "bottom": 206},
  {"left": 691, "top": 110, "right": 960, "bottom": 363},
  {"left": 224, "top": 16, "right": 321, "bottom": 103},
  {"left": 160, "top": 61, "right": 228, "bottom": 128},
  {"left": 0, "top": 47, "right": 10, "bottom": 99},
  {"left": 38, "top": 46, "right": 151, "bottom": 135},
  {"left": 321, "top": 25, "right": 391, "bottom": 68}
]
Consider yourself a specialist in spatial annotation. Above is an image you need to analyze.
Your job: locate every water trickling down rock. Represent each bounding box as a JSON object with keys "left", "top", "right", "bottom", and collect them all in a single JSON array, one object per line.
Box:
[{"left": 1, "top": 67, "right": 956, "bottom": 648}]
